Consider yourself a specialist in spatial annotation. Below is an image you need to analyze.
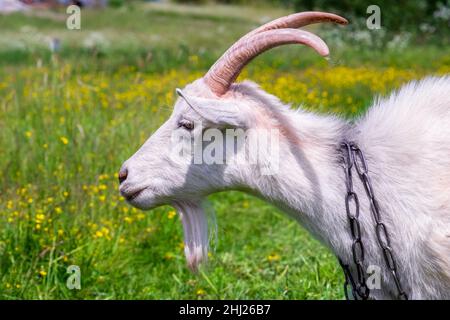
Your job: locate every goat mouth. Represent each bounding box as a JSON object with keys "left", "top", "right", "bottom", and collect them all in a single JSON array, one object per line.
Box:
[
  {"left": 121, "top": 186, "right": 161, "bottom": 210},
  {"left": 125, "top": 188, "right": 146, "bottom": 201}
]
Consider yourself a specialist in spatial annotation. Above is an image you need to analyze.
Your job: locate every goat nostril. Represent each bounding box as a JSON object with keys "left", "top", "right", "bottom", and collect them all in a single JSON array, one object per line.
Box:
[{"left": 118, "top": 168, "right": 128, "bottom": 184}]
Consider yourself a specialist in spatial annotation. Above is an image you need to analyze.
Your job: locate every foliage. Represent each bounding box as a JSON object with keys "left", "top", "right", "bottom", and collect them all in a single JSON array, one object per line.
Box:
[
  {"left": 108, "top": 0, "right": 126, "bottom": 7},
  {"left": 174, "top": 0, "right": 450, "bottom": 44}
]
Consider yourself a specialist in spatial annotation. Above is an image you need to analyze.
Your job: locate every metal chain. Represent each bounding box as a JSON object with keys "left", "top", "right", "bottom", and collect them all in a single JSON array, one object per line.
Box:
[
  {"left": 340, "top": 142, "right": 370, "bottom": 300},
  {"left": 339, "top": 141, "right": 408, "bottom": 300}
]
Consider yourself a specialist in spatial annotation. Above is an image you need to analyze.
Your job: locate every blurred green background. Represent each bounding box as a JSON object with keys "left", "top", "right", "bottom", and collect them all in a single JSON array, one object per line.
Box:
[{"left": 0, "top": 0, "right": 449, "bottom": 299}]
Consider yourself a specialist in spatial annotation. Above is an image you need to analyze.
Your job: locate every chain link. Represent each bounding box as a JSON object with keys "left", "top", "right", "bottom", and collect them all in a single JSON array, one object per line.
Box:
[
  {"left": 339, "top": 141, "right": 408, "bottom": 300},
  {"left": 340, "top": 142, "right": 370, "bottom": 300}
]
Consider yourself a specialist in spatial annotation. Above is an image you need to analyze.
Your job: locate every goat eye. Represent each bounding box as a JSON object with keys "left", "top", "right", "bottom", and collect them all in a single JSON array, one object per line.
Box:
[{"left": 178, "top": 120, "right": 194, "bottom": 130}]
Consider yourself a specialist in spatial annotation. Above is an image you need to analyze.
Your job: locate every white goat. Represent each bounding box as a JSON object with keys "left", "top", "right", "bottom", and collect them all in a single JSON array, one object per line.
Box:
[{"left": 119, "top": 12, "right": 450, "bottom": 299}]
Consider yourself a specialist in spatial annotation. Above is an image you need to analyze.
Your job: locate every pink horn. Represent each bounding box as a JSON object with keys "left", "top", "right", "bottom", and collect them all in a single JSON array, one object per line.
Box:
[
  {"left": 204, "top": 11, "right": 348, "bottom": 96},
  {"left": 240, "top": 11, "right": 348, "bottom": 40}
]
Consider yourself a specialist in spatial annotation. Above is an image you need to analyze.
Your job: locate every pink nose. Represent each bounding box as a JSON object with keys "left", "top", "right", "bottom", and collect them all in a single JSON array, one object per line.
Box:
[{"left": 118, "top": 167, "right": 128, "bottom": 184}]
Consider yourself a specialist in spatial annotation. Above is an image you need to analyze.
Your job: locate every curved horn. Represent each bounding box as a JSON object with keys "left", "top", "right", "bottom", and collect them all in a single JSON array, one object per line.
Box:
[
  {"left": 205, "top": 29, "right": 330, "bottom": 96},
  {"left": 204, "top": 11, "right": 348, "bottom": 96},
  {"left": 240, "top": 11, "right": 348, "bottom": 41}
]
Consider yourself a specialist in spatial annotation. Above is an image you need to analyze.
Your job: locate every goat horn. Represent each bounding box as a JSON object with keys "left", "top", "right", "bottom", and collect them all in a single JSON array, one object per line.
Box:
[
  {"left": 240, "top": 11, "right": 348, "bottom": 41},
  {"left": 204, "top": 12, "right": 348, "bottom": 96},
  {"left": 205, "top": 29, "right": 330, "bottom": 96}
]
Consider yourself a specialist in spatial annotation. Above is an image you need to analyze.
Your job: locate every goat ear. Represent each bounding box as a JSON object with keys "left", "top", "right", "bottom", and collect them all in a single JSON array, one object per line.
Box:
[{"left": 176, "top": 89, "right": 245, "bottom": 127}]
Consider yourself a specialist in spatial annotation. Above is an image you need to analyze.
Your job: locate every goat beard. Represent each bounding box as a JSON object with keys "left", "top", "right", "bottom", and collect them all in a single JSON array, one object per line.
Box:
[{"left": 172, "top": 199, "right": 216, "bottom": 272}]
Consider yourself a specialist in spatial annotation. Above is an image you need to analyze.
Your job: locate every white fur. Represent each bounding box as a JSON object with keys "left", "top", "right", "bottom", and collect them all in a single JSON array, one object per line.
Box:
[{"left": 120, "top": 75, "right": 450, "bottom": 299}]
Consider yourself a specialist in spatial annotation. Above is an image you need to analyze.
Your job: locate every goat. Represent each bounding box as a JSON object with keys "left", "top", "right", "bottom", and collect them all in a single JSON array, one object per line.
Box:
[{"left": 119, "top": 12, "right": 450, "bottom": 299}]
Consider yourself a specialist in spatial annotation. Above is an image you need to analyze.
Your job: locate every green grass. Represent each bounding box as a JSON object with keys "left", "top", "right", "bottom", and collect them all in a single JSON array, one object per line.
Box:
[{"left": 0, "top": 2, "right": 449, "bottom": 300}]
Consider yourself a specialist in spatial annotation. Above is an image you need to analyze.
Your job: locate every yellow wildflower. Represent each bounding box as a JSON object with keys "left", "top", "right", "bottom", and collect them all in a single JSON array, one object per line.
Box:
[
  {"left": 124, "top": 216, "right": 133, "bottom": 223},
  {"left": 167, "top": 211, "right": 176, "bottom": 219},
  {"left": 136, "top": 213, "right": 145, "bottom": 220},
  {"left": 267, "top": 253, "right": 281, "bottom": 262},
  {"left": 164, "top": 252, "right": 174, "bottom": 260},
  {"left": 95, "top": 230, "right": 104, "bottom": 238},
  {"left": 196, "top": 289, "right": 206, "bottom": 296}
]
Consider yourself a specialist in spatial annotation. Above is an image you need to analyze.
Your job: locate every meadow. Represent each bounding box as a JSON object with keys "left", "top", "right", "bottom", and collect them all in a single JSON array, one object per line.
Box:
[{"left": 0, "top": 3, "right": 449, "bottom": 299}]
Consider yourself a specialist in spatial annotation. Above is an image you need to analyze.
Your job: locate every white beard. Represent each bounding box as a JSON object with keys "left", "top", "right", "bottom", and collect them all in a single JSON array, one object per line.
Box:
[{"left": 172, "top": 199, "right": 216, "bottom": 271}]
